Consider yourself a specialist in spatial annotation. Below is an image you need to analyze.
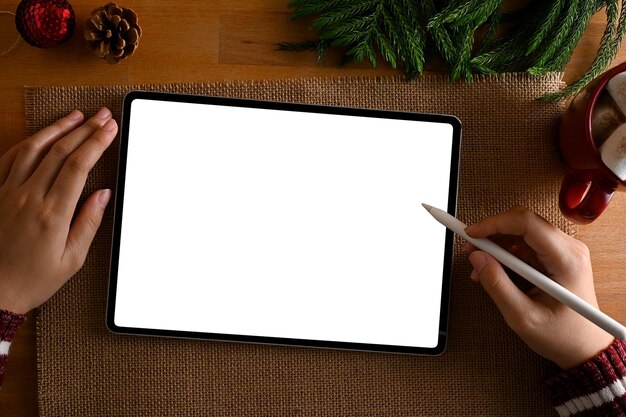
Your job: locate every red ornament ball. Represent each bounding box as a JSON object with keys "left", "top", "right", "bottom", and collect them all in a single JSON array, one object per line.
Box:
[{"left": 15, "top": 0, "right": 75, "bottom": 48}]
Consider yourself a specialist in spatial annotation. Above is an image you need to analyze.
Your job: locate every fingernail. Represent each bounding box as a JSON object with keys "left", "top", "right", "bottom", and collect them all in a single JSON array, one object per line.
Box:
[
  {"left": 68, "top": 110, "right": 83, "bottom": 120},
  {"left": 464, "top": 224, "right": 476, "bottom": 234},
  {"left": 462, "top": 241, "right": 471, "bottom": 253},
  {"left": 103, "top": 119, "right": 117, "bottom": 131},
  {"left": 470, "top": 270, "right": 479, "bottom": 282},
  {"left": 98, "top": 189, "right": 112, "bottom": 207},
  {"left": 469, "top": 251, "right": 487, "bottom": 273},
  {"left": 95, "top": 107, "right": 112, "bottom": 120}
]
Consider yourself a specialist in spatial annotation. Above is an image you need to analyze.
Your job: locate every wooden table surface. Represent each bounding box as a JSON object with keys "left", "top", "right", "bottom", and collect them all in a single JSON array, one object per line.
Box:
[{"left": 0, "top": 2, "right": 624, "bottom": 415}]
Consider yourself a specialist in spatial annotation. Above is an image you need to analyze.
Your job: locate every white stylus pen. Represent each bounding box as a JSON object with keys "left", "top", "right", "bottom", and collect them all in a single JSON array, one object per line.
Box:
[{"left": 422, "top": 203, "right": 626, "bottom": 340}]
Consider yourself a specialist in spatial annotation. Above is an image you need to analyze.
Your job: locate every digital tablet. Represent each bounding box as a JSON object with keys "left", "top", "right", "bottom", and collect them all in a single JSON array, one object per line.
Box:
[{"left": 107, "top": 91, "right": 461, "bottom": 355}]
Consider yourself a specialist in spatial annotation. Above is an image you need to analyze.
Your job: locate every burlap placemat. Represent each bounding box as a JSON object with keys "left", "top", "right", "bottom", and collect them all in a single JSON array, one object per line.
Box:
[{"left": 27, "top": 74, "right": 571, "bottom": 417}]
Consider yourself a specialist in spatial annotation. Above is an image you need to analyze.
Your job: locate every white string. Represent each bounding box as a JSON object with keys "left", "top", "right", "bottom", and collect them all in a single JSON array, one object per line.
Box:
[{"left": 0, "top": 11, "right": 22, "bottom": 57}]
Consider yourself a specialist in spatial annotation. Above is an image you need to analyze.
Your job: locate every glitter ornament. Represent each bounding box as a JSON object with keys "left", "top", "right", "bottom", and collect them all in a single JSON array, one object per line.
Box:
[{"left": 15, "top": 0, "right": 75, "bottom": 48}]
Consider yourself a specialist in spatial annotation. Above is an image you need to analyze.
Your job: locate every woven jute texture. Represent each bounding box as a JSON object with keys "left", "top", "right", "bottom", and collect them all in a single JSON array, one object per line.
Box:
[{"left": 28, "top": 74, "right": 571, "bottom": 417}]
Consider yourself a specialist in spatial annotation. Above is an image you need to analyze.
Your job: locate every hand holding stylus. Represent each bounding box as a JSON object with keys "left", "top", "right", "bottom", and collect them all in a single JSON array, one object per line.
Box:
[
  {"left": 0, "top": 109, "right": 116, "bottom": 314},
  {"left": 434, "top": 205, "right": 617, "bottom": 369}
]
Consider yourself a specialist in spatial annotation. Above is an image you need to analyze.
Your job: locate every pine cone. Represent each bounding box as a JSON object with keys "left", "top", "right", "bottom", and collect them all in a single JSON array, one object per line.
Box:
[{"left": 84, "top": 2, "right": 142, "bottom": 64}]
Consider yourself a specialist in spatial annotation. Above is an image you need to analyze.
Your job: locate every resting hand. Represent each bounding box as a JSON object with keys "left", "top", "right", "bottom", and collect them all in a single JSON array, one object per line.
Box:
[
  {"left": 464, "top": 207, "right": 614, "bottom": 369},
  {"left": 0, "top": 108, "right": 117, "bottom": 314}
]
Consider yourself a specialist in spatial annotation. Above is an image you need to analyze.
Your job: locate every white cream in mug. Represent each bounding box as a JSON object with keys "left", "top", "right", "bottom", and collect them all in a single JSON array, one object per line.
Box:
[{"left": 600, "top": 123, "right": 626, "bottom": 181}]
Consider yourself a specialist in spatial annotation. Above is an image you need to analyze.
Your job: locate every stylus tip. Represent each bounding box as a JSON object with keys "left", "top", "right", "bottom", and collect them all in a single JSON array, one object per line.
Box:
[{"left": 421, "top": 203, "right": 433, "bottom": 212}]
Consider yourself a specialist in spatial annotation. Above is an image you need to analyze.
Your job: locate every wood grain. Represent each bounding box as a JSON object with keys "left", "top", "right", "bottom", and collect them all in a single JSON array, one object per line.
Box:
[{"left": 0, "top": 2, "right": 624, "bottom": 416}]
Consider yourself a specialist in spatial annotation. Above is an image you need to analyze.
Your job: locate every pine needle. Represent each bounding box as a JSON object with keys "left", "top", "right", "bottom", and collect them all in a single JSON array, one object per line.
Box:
[
  {"left": 528, "top": 0, "right": 581, "bottom": 74},
  {"left": 280, "top": 0, "right": 626, "bottom": 101},
  {"left": 541, "top": 0, "right": 624, "bottom": 101},
  {"left": 525, "top": 0, "right": 565, "bottom": 56}
]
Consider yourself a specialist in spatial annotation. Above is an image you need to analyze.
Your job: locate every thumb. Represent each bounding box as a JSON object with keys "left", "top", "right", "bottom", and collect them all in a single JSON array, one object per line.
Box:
[
  {"left": 469, "top": 251, "right": 533, "bottom": 328},
  {"left": 64, "top": 189, "right": 112, "bottom": 272}
]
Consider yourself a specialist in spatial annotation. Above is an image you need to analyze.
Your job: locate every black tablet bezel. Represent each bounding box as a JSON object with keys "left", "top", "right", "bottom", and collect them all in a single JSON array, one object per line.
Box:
[{"left": 106, "top": 90, "right": 462, "bottom": 356}]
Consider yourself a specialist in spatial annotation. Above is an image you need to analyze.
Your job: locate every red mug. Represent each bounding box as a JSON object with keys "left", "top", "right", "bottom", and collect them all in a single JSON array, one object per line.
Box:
[{"left": 559, "top": 62, "right": 626, "bottom": 224}]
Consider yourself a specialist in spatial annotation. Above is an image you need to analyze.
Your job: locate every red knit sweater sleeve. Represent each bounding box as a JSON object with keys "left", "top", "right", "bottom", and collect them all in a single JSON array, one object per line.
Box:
[
  {"left": 0, "top": 309, "right": 26, "bottom": 388},
  {"left": 544, "top": 339, "right": 626, "bottom": 417}
]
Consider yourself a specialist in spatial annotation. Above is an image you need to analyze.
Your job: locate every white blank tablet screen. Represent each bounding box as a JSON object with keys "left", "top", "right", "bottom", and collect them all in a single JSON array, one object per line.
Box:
[{"left": 113, "top": 98, "right": 455, "bottom": 349}]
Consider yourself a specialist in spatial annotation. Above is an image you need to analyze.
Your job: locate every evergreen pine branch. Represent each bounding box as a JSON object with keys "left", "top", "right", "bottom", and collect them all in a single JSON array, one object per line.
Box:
[
  {"left": 340, "top": 3, "right": 383, "bottom": 68},
  {"left": 276, "top": 40, "right": 328, "bottom": 64},
  {"left": 450, "top": 28, "right": 475, "bottom": 81},
  {"left": 426, "top": 0, "right": 461, "bottom": 30},
  {"left": 375, "top": 27, "right": 397, "bottom": 68},
  {"left": 319, "top": 15, "right": 377, "bottom": 42},
  {"left": 281, "top": 0, "right": 624, "bottom": 101},
  {"left": 416, "top": 0, "right": 437, "bottom": 20},
  {"left": 430, "top": 0, "right": 502, "bottom": 30},
  {"left": 525, "top": 0, "right": 565, "bottom": 56},
  {"left": 401, "top": 0, "right": 428, "bottom": 76},
  {"left": 544, "top": 1, "right": 598, "bottom": 72},
  {"left": 316, "top": 40, "right": 328, "bottom": 64},
  {"left": 364, "top": 39, "right": 378, "bottom": 66},
  {"left": 541, "top": 0, "right": 624, "bottom": 101},
  {"left": 428, "top": 24, "right": 458, "bottom": 70},
  {"left": 289, "top": 0, "right": 345, "bottom": 20},
  {"left": 344, "top": 42, "right": 365, "bottom": 64},
  {"left": 469, "top": 3, "right": 548, "bottom": 72},
  {"left": 383, "top": 0, "right": 426, "bottom": 77},
  {"left": 475, "top": 8, "right": 501, "bottom": 56},
  {"left": 311, "top": 1, "right": 378, "bottom": 31},
  {"left": 429, "top": 0, "right": 502, "bottom": 79},
  {"left": 410, "top": 0, "right": 436, "bottom": 62},
  {"left": 452, "top": 0, "right": 502, "bottom": 29},
  {"left": 612, "top": 0, "right": 626, "bottom": 45},
  {"left": 379, "top": 4, "right": 406, "bottom": 68},
  {"left": 289, "top": 0, "right": 429, "bottom": 75},
  {"left": 526, "top": 0, "right": 580, "bottom": 74},
  {"left": 470, "top": 25, "right": 533, "bottom": 72}
]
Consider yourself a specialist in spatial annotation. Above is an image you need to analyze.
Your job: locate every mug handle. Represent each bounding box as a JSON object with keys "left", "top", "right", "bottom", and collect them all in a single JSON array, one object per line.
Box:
[{"left": 559, "top": 172, "right": 617, "bottom": 224}]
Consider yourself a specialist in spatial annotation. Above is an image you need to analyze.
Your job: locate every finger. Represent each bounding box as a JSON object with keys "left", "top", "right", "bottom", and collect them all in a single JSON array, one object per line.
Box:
[
  {"left": 0, "top": 144, "right": 21, "bottom": 186},
  {"left": 46, "top": 119, "right": 117, "bottom": 217},
  {"left": 488, "top": 234, "right": 519, "bottom": 250},
  {"left": 462, "top": 240, "right": 476, "bottom": 253},
  {"left": 27, "top": 108, "right": 112, "bottom": 194},
  {"left": 464, "top": 207, "right": 568, "bottom": 259},
  {"left": 465, "top": 234, "right": 521, "bottom": 251},
  {"left": 509, "top": 243, "right": 544, "bottom": 272},
  {"left": 63, "top": 189, "right": 112, "bottom": 275},
  {"left": 484, "top": 234, "right": 545, "bottom": 271},
  {"left": 464, "top": 235, "right": 544, "bottom": 272},
  {"left": 4, "top": 110, "right": 85, "bottom": 186},
  {"left": 469, "top": 251, "right": 535, "bottom": 331},
  {"left": 526, "top": 287, "right": 544, "bottom": 298}
]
